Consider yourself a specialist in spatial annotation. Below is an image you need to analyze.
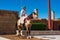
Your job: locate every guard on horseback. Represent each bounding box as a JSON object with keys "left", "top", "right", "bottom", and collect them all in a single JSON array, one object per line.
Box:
[
  {"left": 16, "top": 6, "right": 28, "bottom": 36},
  {"left": 16, "top": 6, "right": 32, "bottom": 39}
]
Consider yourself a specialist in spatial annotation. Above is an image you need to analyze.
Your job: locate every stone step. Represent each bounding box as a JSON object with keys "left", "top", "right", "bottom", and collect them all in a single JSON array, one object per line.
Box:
[
  {"left": 23, "top": 30, "right": 60, "bottom": 35},
  {"left": 30, "top": 31, "right": 60, "bottom": 35}
]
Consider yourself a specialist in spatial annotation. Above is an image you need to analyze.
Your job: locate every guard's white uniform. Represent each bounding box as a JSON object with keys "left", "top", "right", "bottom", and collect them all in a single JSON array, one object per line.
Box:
[
  {"left": 20, "top": 15, "right": 27, "bottom": 24},
  {"left": 20, "top": 8, "right": 28, "bottom": 25}
]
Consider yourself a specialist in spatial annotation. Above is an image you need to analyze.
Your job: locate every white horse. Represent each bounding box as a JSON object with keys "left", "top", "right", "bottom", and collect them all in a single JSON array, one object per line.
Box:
[{"left": 16, "top": 17, "right": 32, "bottom": 39}]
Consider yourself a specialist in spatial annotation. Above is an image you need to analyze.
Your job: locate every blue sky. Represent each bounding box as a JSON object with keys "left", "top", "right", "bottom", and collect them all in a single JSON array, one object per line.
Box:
[{"left": 0, "top": 0, "right": 60, "bottom": 19}]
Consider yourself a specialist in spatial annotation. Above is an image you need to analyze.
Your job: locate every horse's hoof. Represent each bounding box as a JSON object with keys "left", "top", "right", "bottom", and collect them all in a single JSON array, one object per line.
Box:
[
  {"left": 27, "top": 36, "right": 31, "bottom": 39},
  {"left": 27, "top": 36, "right": 29, "bottom": 39},
  {"left": 29, "top": 36, "right": 32, "bottom": 39},
  {"left": 20, "top": 33, "right": 24, "bottom": 36},
  {"left": 16, "top": 33, "right": 20, "bottom": 36},
  {"left": 16, "top": 34, "right": 19, "bottom": 37}
]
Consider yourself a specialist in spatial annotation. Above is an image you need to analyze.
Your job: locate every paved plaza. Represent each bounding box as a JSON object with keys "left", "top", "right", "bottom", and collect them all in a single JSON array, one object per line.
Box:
[
  {"left": 0, "top": 34, "right": 60, "bottom": 40},
  {"left": 33, "top": 35, "right": 60, "bottom": 40},
  {"left": 0, "top": 35, "right": 40, "bottom": 40}
]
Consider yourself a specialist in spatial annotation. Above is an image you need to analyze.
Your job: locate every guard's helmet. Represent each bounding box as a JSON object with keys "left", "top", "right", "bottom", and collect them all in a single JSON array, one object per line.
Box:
[{"left": 22, "top": 6, "right": 26, "bottom": 10}]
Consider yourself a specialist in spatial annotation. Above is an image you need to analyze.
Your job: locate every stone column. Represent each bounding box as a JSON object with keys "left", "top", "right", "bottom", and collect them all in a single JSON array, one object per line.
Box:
[
  {"left": 51, "top": 11, "right": 55, "bottom": 20},
  {"left": 48, "top": 0, "right": 51, "bottom": 30},
  {"left": 51, "top": 11, "right": 55, "bottom": 30}
]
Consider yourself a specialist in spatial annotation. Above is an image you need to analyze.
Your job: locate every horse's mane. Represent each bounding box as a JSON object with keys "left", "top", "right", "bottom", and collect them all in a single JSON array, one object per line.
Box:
[{"left": 28, "top": 13, "right": 33, "bottom": 19}]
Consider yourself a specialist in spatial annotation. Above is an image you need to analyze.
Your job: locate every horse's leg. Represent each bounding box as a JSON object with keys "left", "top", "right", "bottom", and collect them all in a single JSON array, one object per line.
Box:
[
  {"left": 17, "top": 24, "right": 24, "bottom": 36},
  {"left": 26, "top": 24, "right": 32, "bottom": 39},
  {"left": 28, "top": 26, "right": 31, "bottom": 35},
  {"left": 25, "top": 24, "right": 28, "bottom": 36},
  {"left": 16, "top": 21, "right": 22, "bottom": 36},
  {"left": 20, "top": 24, "right": 24, "bottom": 36},
  {"left": 16, "top": 25, "right": 20, "bottom": 36},
  {"left": 28, "top": 23, "right": 32, "bottom": 35},
  {"left": 28, "top": 23, "right": 32, "bottom": 39},
  {"left": 18, "top": 25, "right": 21, "bottom": 32}
]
